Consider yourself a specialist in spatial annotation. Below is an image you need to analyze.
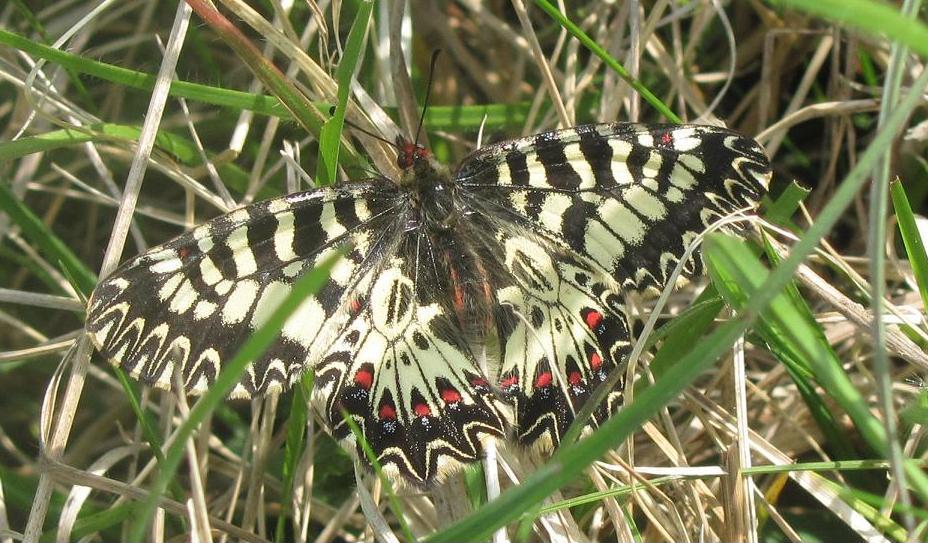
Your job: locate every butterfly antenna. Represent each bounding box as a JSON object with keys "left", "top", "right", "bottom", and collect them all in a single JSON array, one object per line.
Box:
[
  {"left": 414, "top": 49, "right": 442, "bottom": 149},
  {"left": 329, "top": 105, "right": 401, "bottom": 150}
]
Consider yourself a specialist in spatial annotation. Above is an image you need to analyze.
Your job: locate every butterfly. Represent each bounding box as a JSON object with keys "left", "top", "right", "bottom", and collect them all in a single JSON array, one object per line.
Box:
[{"left": 86, "top": 122, "right": 770, "bottom": 484}]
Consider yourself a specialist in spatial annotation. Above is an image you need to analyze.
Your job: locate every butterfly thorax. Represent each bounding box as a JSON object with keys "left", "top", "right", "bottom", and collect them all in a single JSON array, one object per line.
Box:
[{"left": 400, "top": 152, "right": 459, "bottom": 231}]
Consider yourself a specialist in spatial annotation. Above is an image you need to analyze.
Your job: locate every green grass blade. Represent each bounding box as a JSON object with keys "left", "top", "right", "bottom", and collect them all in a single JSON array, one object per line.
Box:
[
  {"left": 0, "top": 182, "right": 96, "bottom": 295},
  {"left": 890, "top": 179, "right": 928, "bottom": 312},
  {"left": 341, "top": 413, "right": 416, "bottom": 543},
  {"left": 0, "top": 29, "right": 288, "bottom": 118},
  {"left": 275, "top": 376, "right": 312, "bottom": 542},
  {"left": 771, "top": 0, "right": 928, "bottom": 59},
  {"left": 0, "top": 124, "right": 199, "bottom": 163},
  {"left": 183, "top": 1, "right": 331, "bottom": 147},
  {"left": 705, "top": 234, "right": 928, "bottom": 502},
  {"left": 646, "top": 290, "right": 724, "bottom": 380},
  {"left": 428, "top": 321, "right": 752, "bottom": 542},
  {"left": 900, "top": 390, "right": 928, "bottom": 427},
  {"left": 39, "top": 503, "right": 134, "bottom": 542},
  {"left": 127, "top": 250, "right": 343, "bottom": 541},
  {"left": 0, "top": 123, "right": 267, "bottom": 200},
  {"left": 0, "top": 29, "right": 528, "bottom": 136},
  {"left": 710, "top": 234, "right": 857, "bottom": 460},
  {"left": 533, "top": 0, "right": 681, "bottom": 124},
  {"left": 316, "top": 1, "right": 373, "bottom": 186},
  {"left": 763, "top": 181, "right": 810, "bottom": 227}
]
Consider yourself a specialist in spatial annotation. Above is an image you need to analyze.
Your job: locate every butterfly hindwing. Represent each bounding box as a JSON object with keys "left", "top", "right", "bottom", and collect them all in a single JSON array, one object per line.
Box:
[
  {"left": 312, "top": 242, "right": 506, "bottom": 483},
  {"left": 492, "top": 232, "right": 631, "bottom": 450}
]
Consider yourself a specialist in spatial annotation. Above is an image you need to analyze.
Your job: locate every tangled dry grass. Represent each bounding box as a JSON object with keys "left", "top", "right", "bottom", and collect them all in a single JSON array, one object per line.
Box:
[{"left": 1, "top": 1, "right": 926, "bottom": 542}]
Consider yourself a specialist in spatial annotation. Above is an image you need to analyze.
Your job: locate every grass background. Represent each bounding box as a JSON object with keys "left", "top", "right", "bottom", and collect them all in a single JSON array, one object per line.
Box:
[{"left": 1, "top": 0, "right": 928, "bottom": 542}]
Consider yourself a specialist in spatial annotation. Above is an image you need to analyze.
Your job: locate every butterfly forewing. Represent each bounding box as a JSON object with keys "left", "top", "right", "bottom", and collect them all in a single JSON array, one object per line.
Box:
[
  {"left": 457, "top": 123, "right": 770, "bottom": 289},
  {"left": 87, "top": 181, "right": 403, "bottom": 397},
  {"left": 86, "top": 122, "right": 770, "bottom": 484}
]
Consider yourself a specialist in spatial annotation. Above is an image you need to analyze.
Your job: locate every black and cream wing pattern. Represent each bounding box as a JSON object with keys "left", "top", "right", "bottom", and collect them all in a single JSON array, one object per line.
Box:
[{"left": 86, "top": 122, "right": 771, "bottom": 484}]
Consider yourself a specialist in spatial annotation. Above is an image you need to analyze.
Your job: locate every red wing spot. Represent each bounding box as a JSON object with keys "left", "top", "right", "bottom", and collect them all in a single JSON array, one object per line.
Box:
[
  {"left": 660, "top": 132, "right": 673, "bottom": 145},
  {"left": 413, "top": 403, "right": 431, "bottom": 417},
  {"left": 441, "top": 389, "right": 462, "bottom": 403},
  {"left": 534, "top": 371, "right": 553, "bottom": 388},
  {"left": 378, "top": 404, "right": 397, "bottom": 420},
  {"left": 585, "top": 310, "right": 603, "bottom": 329},
  {"left": 177, "top": 247, "right": 191, "bottom": 259},
  {"left": 349, "top": 298, "right": 362, "bottom": 315},
  {"left": 353, "top": 370, "right": 373, "bottom": 390},
  {"left": 568, "top": 371, "right": 582, "bottom": 386},
  {"left": 500, "top": 375, "right": 518, "bottom": 389},
  {"left": 590, "top": 352, "right": 603, "bottom": 370}
]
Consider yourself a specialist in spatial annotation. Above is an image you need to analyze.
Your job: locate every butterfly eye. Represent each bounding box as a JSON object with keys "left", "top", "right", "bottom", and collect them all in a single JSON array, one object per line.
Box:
[{"left": 397, "top": 150, "right": 415, "bottom": 169}]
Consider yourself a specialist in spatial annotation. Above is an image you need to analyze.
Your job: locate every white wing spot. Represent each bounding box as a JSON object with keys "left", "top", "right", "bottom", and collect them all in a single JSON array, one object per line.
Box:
[
  {"left": 666, "top": 186, "right": 684, "bottom": 203},
  {"left": 497, "top": 161, "right": 513, "bottom": 185},
  {"left": 585, "top": 221, "right": 625, "bottom": 269},
  {"left": 504, "top": 237, "right": 559, "bottom": 301},
  {"left": 227, "top": 208, "right": 250, "bottom": 224},
  {"left": 510, "top": 191, "right": 527, "bottom": 214},
  {"left": 193, "top": 300, "right": 217, "bottom": 320},
  {"left": 598, "top": 199, "right": 645, "bottom": 244},
  {"left": 158, "top": 273, "right": 183, "bottom": 302},
  {"left": 222, "top": 280, "right": 258, "bottom": 324},
  {"left": 329, "top": 254, "right": 356, "bottom": 287},
  {"left": 227, "top": 226, "right": 257, "bottom": 277},
  {"left": 539, "top": 193, "right": 571, "bottom": 234},
  {"left": 562, "top": 142, "right": 595, "bottom": 188},
  {"left": 215, "top": 279, "right": 233, "bottom": 296},
  {"left": 608, "top": 140, "right": 634, "bottom": 185},
  {"left": 678, "top": 154, "right": 705, "bottom": 174},
  {"left": 252, "top": 281, "right": 290, "bottom": 329},
  {"left": 320, "top": 201, "right": 347, "bottom": 242},
  {"left": 168, "top": 279, "right": 198, "bottom": 315},
  {"left": 200, "top": 257, "right": 223, "bottom": 286},
  {"left": 282, "top": 296, "right": 326, "bottom": 347},
  {"left": 197, "top": 235, "right": 213, "bottom": 253},
  {"left": 283, "top": 261, "right": 303, "bottom": 278},
  {"left": 187, "top": 348, "right": 221, "bottom": 393},
  {"left": 672, "top": 128, "right": 700, "bottom": 151},
  {"left": 526, "top": 152, "right": 548, "bottom": 188},
  {"left": 355, "top": 199, "right": 372, "bottom": 221},
  {"left": 150, "top": 257, "right": 182, "bottom": 274},
  {"left": 273, "top": 212, "right": 298, "bottom": 262},
  {"left": 370, "top": 264, "right": 416, "bottom": 339},
  {"left": 642, "top": 150, "right": 662, "bottom": 178},
  {"left": 623, "top": 185, "right": 667, "bottom": 220},
  {"left": 671, "top": 163, "right": 697, "bottom": 190}
]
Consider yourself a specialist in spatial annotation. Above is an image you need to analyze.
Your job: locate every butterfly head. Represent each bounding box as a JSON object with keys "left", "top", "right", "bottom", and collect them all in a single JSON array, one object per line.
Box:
[{"left": 396, "top": 139, "right": 431, "bottom": 170}]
